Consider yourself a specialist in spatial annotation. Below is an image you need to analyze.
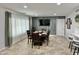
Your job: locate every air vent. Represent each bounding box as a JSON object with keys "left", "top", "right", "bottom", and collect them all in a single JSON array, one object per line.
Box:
[{"left": 75, "top": 9, "right": 79, "bottom": 12}]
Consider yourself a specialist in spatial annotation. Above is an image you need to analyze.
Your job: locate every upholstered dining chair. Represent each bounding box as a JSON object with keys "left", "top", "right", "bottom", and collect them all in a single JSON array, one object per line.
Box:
[
  {"left": 46, "top": 30, "right": 50, "bottom": 45},
  {"left": 42, "top": 30, "right": 50, "bottom": 46},
  {"left": 32, "top": 32, "right": 42, "bottom": 48},
  {"left": 27, "top": 30, "right": 32, "bottom": 44}
]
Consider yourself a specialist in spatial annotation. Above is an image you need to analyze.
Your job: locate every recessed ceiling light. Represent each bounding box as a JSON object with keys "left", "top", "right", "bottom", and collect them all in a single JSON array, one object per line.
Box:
[
  {"left": 24, "top": 5, "right": 28, "bottom": 8},
  {"left": 57, "top": 3, "right": 61, "bottom": 5},
  {"left": 54, "top": 13, "right": 56, "bottom": 16}
]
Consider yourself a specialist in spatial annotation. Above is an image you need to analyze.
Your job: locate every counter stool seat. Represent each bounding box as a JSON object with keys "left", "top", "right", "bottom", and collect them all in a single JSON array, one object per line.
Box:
[{"left": 73, "top": 43, "right": 79, "bottom": 55}]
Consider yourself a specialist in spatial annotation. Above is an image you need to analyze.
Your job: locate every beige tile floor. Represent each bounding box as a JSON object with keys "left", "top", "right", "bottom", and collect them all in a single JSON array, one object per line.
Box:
[{"left": 0, "top": 35, "right": 72, "bottom": 55}]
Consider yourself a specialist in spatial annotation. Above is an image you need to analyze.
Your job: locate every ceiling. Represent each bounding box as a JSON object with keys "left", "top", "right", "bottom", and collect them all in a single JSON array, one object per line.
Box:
[{"left": 0, "top": 3, "right": 79, "bottom": 16}]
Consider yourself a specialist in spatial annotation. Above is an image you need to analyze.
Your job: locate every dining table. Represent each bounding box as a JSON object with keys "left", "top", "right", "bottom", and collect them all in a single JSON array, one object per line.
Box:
[
  {"left": 33, "top": 31, "right": 47, "bottom": 35},
  {"left": 33, "top": 30, "right": 48, "bottom": 42}
]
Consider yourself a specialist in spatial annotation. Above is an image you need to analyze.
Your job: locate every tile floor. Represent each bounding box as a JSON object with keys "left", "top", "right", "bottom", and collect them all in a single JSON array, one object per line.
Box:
[{"left": 0, "top": 35, "right": 72, "bottom": 55}]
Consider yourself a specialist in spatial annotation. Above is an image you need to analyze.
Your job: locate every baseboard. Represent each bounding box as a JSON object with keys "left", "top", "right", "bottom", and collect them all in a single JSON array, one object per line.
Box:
[
  {"left": 50, "top": 35, "right": 56, "bottom": 36},
  {"left": 12, "top": 33, "right": 27, "bottom": 45},
  {"left": 12, "top": 37, "right": 26, "bottom": 45},
  {"left": 50, "top": 35, "right": 65, "bottom": 37}
]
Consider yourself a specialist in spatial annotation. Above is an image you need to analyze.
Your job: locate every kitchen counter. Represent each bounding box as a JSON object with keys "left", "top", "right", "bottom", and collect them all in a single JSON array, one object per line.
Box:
[{"left": 71, "top": 33, "right": 79, "bottom": 42}]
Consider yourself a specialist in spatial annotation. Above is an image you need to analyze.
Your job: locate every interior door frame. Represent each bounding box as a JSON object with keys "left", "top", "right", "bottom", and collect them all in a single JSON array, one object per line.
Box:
[{"left": 5, "top": 11, "right": 12, "bottom": 47}]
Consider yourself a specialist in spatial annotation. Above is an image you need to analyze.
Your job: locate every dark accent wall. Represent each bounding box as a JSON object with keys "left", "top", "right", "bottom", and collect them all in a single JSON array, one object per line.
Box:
[
  {"left": 32, "top": 16, "right": 65, "bottom": 35},
  {"left": 32, "top": 17, "right": 56, "bottom": 35}
]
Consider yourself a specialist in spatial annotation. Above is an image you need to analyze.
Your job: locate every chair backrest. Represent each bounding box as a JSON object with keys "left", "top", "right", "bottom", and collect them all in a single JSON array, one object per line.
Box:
[
  {"left": 32, "top": 27, "right": 36, "bottom": 32},
  {"left": 27, "top": 30, "right": 30, "bottom": 35},
  {"left": 47, "top": 30, "right": 50, "bottom": 36},
  {"left": 32, "top": 33, "right": 39, "bottom": 41}
]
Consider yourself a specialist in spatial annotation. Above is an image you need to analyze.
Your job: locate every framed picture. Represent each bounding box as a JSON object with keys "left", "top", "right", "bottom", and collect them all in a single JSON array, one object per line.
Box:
[
  {"left": 39, "top": 19, "right": 50, "bottom": 26},
  {"left": 66, "top": 18, "right": 72, "bottom": 29}
]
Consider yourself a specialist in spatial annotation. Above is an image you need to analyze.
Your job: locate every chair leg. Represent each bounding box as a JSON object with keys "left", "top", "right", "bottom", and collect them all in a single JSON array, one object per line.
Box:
[
  {"left": 46, "top": 37, "right": 49, "bottom": 46},
  {"left": 47, "top": 39, "right": 49, "bottom": 46},
  {"left": 69, "top": 42, "right": 71, "bottom": 48},
  {"left": 32, "top": 42, "right": 33, "bottom": 48},
  {"left": 27, "top": 35, "right": 29, "bottom": 44},
  {"left": 28, "top": 38, "right": 29, "bottom": 44},
  {"left": 73, "top": 47, "right": 77, "bottom": 55}
]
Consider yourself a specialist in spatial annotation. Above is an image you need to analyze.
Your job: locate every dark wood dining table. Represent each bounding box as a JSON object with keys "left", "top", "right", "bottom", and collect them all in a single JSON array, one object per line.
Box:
[
  {"left": 33, "top": 31, "right": 47, "bottom": 43},
  {"left": 31, "top": 30, "right": 49, "bottom": 48}
]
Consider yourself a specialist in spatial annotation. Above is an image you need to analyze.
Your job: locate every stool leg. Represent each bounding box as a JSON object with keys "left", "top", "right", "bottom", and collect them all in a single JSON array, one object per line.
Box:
[
  {"left": 73, "top": 47, "right": 77, "bottom": 55},
  {"left": 77, "top": 48, "right": 79, "bottom": 55},
  {"left": 70, "top": 42, "right": 73, "bottom": 52}
]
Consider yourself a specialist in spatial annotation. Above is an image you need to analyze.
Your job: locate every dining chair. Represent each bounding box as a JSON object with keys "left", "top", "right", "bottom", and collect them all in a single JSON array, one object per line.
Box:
[
  {"left": 27, "top": 30, "right": 32, "bottom": 44},
  {"left": 42, "top": 30, "right": 50, "bottom": 46},
  {"left": 32, "top": 33, "right": 42, "bottom": 48},
  {"left": 46, "top": 30, "right": 50, "bottom": 45},
  {"left": 40, "top": 34, "right": 46, "bottom": 43}
]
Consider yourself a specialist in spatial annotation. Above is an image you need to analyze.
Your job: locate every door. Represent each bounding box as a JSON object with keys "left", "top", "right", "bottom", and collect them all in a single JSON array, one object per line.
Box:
[{"left": 56, "top": 19, "right": 65, "bottom": 36}]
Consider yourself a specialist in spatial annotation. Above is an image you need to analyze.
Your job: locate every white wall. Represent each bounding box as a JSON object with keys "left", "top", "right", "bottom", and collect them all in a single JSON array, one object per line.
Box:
[
  {"left": 0, "top": 7, "right": 29, "bottom": 50},
  {"left": 0, "top": 7, "right": 5, "bottom": 50},
  {"left": 11, "top": 13, "right": 29, "bottom": 44},
  {"left": 65, "top": 7, "right": 79, "bottom": 38},
  {"left": 56, "top": 19, "right": 65, "bottom": 36}
]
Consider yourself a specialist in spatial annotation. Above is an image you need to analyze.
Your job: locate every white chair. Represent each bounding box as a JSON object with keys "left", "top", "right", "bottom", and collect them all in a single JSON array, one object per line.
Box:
[{"left": 72, "top": 35, "right": 79, "bottom": 55}]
